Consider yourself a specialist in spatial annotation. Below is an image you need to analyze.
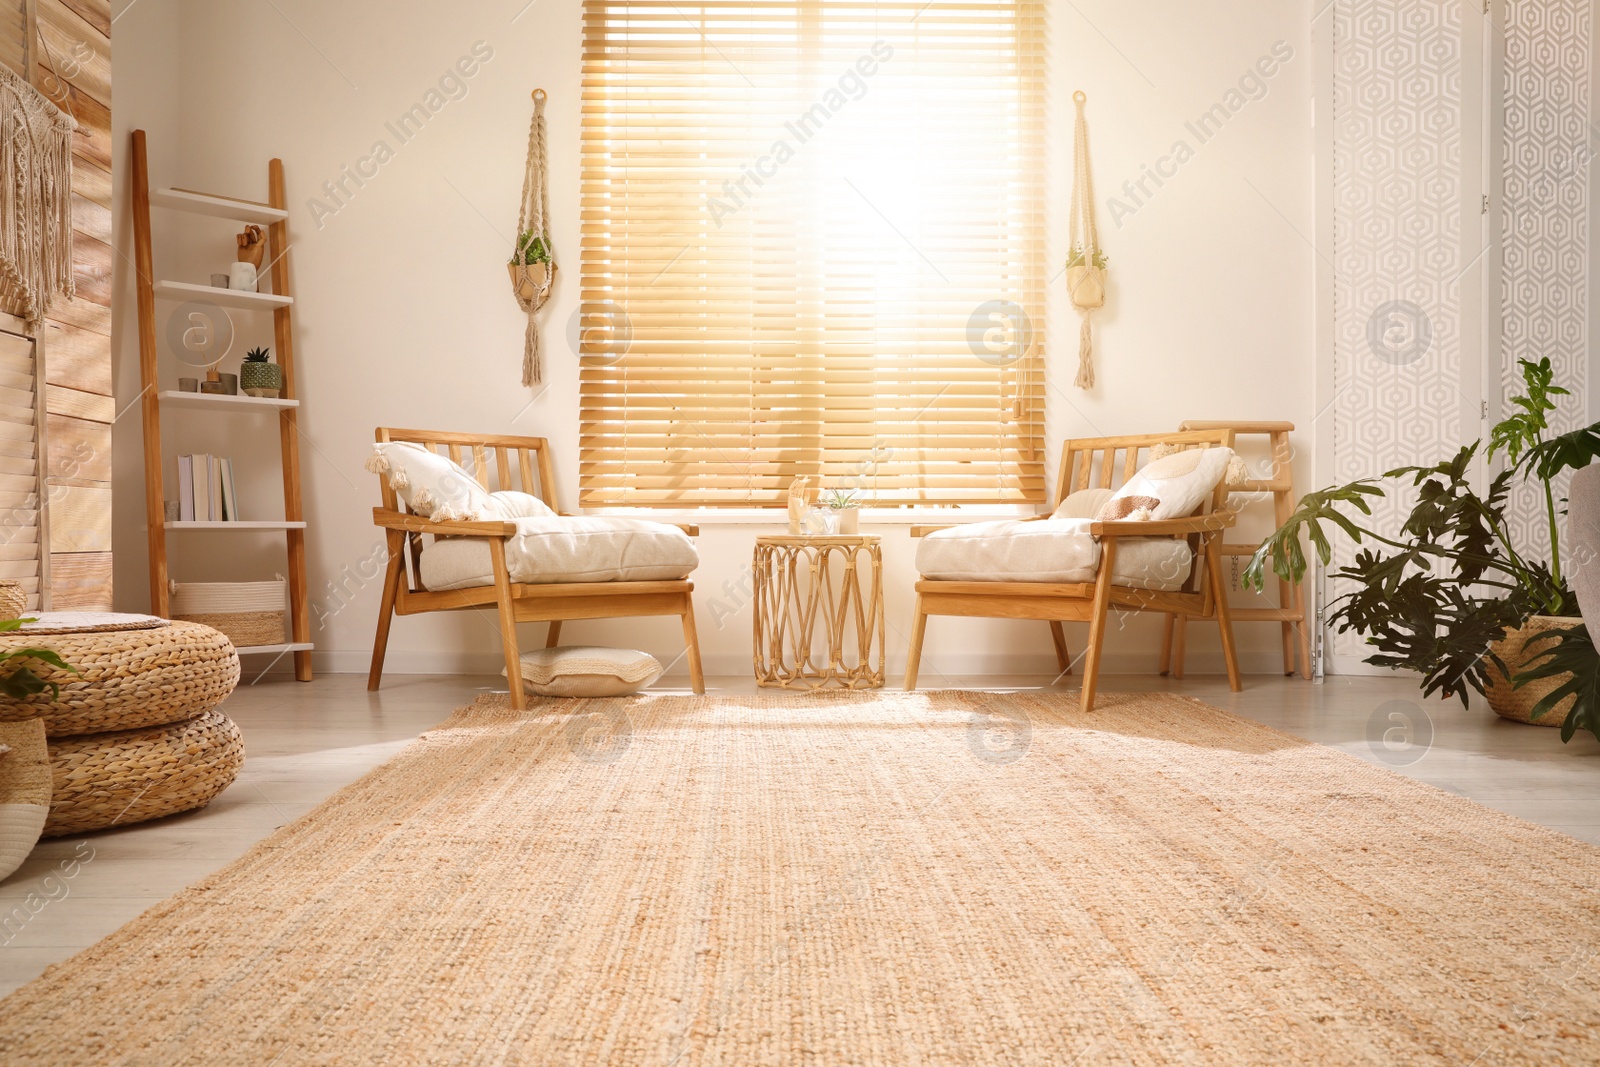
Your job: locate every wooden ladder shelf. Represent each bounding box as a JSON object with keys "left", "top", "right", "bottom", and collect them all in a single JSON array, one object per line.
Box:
[
  {"left": 1162, "top": 420, "right": 1312, "bottom": 680},
  {"left": 129, "top": 130, "right": 313, "bottom": 679}
]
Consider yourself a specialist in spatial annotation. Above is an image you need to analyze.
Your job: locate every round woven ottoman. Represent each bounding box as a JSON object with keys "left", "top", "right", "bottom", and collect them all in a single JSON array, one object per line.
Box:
[
  {"left": 43, "top": 708, "right": 245, "bottom": 837},
  {"left": 0, "top": 614, "right": 244, "bottom": 836},
  {"left": 0, "top": 617, "right": 239, "bottom": 737}
]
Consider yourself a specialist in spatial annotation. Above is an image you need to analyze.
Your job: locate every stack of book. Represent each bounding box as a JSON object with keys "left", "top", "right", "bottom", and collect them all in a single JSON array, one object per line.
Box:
[{"left": 176, "top": 454, "right": 240, "bottom": 521}]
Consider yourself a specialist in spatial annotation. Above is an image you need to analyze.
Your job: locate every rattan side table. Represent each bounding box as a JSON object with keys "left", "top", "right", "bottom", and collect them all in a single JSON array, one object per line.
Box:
[{"left": 752, "top": 535, "right": 885, "bottom": 689}]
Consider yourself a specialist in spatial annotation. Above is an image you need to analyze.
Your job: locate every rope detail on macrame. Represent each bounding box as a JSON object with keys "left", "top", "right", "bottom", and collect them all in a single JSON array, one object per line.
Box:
[{"left": 0, "top": 66, "right": 75, "bottom": 330}]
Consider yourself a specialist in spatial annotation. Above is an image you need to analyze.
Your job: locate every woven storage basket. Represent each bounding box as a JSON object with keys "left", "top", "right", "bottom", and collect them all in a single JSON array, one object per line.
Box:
[
  {"left": 0, "top": 579, "right": 26, "bottom": 621},
  {"left": 171, "top": 580, "right": 287, "bottom": 648},
  {"left": 1484, "top": 614, "right": 1579, "bottom": 726},
  {"left": 43, "top": 707, "right": 244, "bottom": 837},
  {"left": 0, "top": 620, "right": 239, "bottom": 737}
]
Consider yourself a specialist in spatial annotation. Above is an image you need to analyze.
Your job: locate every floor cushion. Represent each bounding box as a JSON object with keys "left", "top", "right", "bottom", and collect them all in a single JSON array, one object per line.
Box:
[
  {"left": 509, "top": 646, "right": 664, "bottom": 697},
  {"left": 916, "top": 518, "right": 1193, "bottom": 590},
  {"left": 420, "top": 516, "right": 699, "bottom": 590}
]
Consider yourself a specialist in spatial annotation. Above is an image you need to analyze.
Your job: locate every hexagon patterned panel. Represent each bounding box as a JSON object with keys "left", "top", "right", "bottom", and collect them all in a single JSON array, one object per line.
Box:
[
  {"left": 1330, "top": 0, "right": 1467, "bottom": 660},
  {"left": 1501, "top": 0, "right": 1591, "bottom": 568}
]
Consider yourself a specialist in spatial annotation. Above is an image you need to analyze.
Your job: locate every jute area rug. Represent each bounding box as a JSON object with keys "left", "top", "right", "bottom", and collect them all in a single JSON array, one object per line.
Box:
[{"left": 3, "top": 691, "right": 1598, "bottom": 1066}]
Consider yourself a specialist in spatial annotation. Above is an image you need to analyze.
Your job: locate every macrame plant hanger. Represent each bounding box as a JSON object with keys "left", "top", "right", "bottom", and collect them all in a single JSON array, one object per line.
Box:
[
  {"left": 510, "top": 88, "right": 555, "bottom": 386},
  {"left": 1067, "top": 90, "right": 1106, "bottom": 390}
]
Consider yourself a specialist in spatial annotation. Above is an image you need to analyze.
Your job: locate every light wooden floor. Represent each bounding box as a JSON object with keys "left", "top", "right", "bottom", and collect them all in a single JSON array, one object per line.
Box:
[{"left": 3, "top": 670, "right": 1598, "bottom": 997}]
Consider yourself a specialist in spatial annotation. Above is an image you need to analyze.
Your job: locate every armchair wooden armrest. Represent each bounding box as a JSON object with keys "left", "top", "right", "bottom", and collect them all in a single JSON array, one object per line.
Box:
[
  {"left": 371, "top": 507, "right": 518, "bottom": 538},
  {"left": 1089, "top": 511, "right": 1236, "bottom": 538}
]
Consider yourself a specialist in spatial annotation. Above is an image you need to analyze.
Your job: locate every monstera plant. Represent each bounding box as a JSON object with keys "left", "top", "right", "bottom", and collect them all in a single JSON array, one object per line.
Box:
[{"left": 1245, "top": 358, "right": 1600, "bottom": 742}]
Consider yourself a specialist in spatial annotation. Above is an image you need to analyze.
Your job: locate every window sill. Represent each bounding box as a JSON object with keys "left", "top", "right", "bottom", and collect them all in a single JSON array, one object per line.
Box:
[{"left": 587, "top": 506, "right": 1038, "bottom": 526}]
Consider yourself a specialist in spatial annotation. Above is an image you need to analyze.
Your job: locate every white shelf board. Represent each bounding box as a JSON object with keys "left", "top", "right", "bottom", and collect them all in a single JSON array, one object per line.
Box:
[
  {"left": 159, "top": 389, "right": 297, "bottom": 410},
  {"left": 235, "top": 642, "right": 313, "bottom": 655},
  {"left": 165, "top": 521, "right": 306, "bottom": 530},
  {"left": 150, "top": 187, "right": 288, "bottom": 224},
  {"left": 153, "top": 280, "right": 292, "bottom": 311}
]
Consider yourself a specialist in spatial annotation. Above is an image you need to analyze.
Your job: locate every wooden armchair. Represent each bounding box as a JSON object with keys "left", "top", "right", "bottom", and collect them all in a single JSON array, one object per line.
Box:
[
  {"left": 367, "top": 428, "right": 705, "bottom": 707},
  {"left": 906, "top": 430, "right": 1242, "bottom": 710}
]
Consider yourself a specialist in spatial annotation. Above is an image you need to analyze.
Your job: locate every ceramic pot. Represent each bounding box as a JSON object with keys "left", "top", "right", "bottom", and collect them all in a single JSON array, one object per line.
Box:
[
  {"left": 240, "top": 361, "right": 283, "bottom": 398},
  {"left": 508, "top": 261, "right": 550, "bottom": 303},
  {"left": 833, "top": 508, "right": 860, "bottom": 535},
  {"left": 1483, "top": 614, "right": 1584, "bottom": 726}
]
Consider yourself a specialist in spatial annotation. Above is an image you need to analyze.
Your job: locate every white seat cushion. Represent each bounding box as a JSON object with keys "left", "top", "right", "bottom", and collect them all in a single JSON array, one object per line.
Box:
[
  {"left": 420, "top": 516, "right": 698, "bottom": 590},
  {"left": 915, "top": 518, "right": 1192, "bottom": 591}
]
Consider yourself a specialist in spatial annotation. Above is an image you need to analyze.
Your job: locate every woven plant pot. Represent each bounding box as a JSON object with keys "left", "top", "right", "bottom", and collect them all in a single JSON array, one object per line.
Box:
[
  {"left": 43, "top": 707, "right": 244, "bottom": 837},
  {"left": 239, "top": 360, "right": 282, "bottom": 398},
  {"left": 0, "top": 579, "right": 26, "bottom": 621},
  {"left": 0, "top": 620, "right": 240, "bottom": 737},
  {"left": 1483, "top": 614, "right": 1581, "bottom": 726},
  {"left": 508, "top": 260, "right": 550, "bottom": 303}
]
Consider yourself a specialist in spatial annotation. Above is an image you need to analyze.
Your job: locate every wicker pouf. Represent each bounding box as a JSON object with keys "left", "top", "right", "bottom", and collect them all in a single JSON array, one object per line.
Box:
[
  {"left": 0, "top": 620, "right": 240, "bottom": 737},
  {"left": 43, "top": 708, "right": 245, "bottom": 837}
]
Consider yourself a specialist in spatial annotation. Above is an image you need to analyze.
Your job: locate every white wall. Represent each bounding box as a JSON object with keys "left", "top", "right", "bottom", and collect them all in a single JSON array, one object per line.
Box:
[{"left": 110, "top": 0, "right": 1315, "bottom": 680}]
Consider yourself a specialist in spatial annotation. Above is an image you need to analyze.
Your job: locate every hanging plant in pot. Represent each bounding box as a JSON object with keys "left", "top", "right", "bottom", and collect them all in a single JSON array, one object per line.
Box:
[
  {"left": 509, "top": 231, "right": 553, "bottom": 302},
  {"left": 1245, "top": 357, "right": 1600, "bottom": 741},
  {"left": 239, "top": 346, "right": 282, "bottom": 398}
]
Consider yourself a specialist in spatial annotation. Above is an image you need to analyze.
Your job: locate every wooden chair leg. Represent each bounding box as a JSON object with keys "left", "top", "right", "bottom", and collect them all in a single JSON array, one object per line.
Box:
[
  {"left": 367, "top": 533, "right": 405, "bottom": 692},
  {"left": 680, "top": 594, "right": 706, "bottom": 694},
  {"left": 1158, "top": 614, "right": 1175, "bottom": 675},
  {"left": 1171, "top": 616, "right": 1189, "bottom": 679},
  {"left": 488, "top": 540, "right": 526, "bottom": 710},
  {"left": 1049, "top": 620, "right": 1071, "bottom": 675},
  {"left": 546, "top": 620, "right": 563, "bottom": 648},
  {"left": 1205, "top": 538, "right": 1243, "bottom": 692},
  {"left": 1080, "top": 539, "right": 1118, "bottom": 712},
  {"left": 904, "top": 595, "right": 928, "bottom": 690}
]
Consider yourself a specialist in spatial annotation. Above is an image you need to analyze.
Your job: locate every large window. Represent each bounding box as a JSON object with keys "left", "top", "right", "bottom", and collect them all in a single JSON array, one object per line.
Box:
[{"left": 579, "top": 0, "right": 1046, "bottom": 507}]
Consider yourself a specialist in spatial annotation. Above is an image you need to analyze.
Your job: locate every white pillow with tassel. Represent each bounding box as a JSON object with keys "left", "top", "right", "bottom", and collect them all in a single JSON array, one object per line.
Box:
[{"left": 364, "top": 442, "right": 495, "bottom": 521}]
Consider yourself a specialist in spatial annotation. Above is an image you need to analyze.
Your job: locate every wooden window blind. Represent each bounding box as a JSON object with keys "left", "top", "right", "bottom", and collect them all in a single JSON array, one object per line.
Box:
[{"left": 579, "top": 0, "right": 1047, "bottom": 507}]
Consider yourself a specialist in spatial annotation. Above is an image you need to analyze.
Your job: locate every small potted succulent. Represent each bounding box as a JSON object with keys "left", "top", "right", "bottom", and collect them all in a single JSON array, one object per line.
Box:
[
  {"left": 509, "top": 230, "right": 554, "bottom": 302},
  {"left": 240, "top": 346, "right": 282, "bottom": 398},
  {"left": 820, "top": 486, "right": 863, "bottom": 535}
]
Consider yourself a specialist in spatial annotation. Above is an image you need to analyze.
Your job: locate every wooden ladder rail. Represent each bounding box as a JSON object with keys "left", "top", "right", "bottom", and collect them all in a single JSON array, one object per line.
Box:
[
  {"left": 1160, "top": 421, "right": 1312, "bottom": 680},
  {"left": 269, "top": 159, "right": 312, "bottom": 681}
]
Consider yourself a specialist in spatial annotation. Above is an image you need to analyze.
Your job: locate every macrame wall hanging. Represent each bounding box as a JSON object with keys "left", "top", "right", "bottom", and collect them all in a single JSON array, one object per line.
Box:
[
  {"left": 0, "top": 65, "right": 75, "bottom": 331},
  {"left": 1067, "top": 90, "right": 1107, "bottom": 390},
  {"left": 509, "top": 88, "right": 555, "bottom": 386}
]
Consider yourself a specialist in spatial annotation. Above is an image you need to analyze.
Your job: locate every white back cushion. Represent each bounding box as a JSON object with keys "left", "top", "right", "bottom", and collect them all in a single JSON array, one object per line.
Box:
[{"left": 1109, "top": 446, "right": 1235, "bottom": 520}]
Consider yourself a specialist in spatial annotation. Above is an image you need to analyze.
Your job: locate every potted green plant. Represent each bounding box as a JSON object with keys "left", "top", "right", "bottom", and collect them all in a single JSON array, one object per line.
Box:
[
  {"left": 508, "top": 230, "right": 554, "bottom": 303},
  {"left": 239, "top": 346, "right": 282, "bottom": 398},
  {"left": 0, "top": 618, "right": 77, "bottom": 703},
  {"left": 820, "top": 487, "right": 863, "bottom": 534},
  {"left": 1245, "top": 357, "right": 1600, "bottom": 741}
]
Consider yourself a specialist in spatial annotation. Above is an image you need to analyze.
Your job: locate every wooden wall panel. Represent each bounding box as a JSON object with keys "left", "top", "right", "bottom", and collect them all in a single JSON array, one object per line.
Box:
[
  {"left": 48, "top": 485, "right": 110, "bottom": 552},
  {"left": 58, "top": 0, "right": 108, "bottom": 38},
  {"left": 5, "top": 0, "right": 115, "bottom": 609},
  {"left": 45, "top": 412, "right": 110, "bottom": 483},
  {"left": 41, "top": 319, "right": 112, "bottom": 395},
  {"left": 44, "top": 382, "right": 113, "bottom": 422},
  {"left": 48, "top": 551, "right": 112, "bottom": 610}
]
